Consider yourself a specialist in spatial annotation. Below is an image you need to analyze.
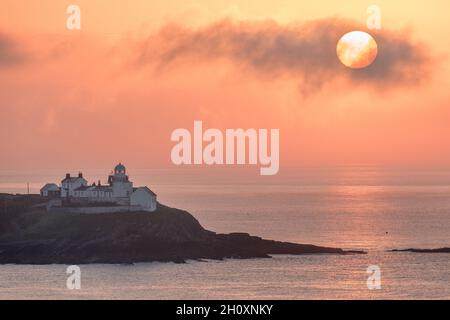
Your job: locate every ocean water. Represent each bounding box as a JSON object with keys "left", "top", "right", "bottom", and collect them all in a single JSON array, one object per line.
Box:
[{"left": 0, "top": 167, "right": 449, "bottom": 299}]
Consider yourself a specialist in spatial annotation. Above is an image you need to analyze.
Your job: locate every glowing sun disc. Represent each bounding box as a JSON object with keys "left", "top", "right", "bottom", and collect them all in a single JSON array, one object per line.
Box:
[{"left": 336, "top": 31, "right": 378, "bottom": 69}]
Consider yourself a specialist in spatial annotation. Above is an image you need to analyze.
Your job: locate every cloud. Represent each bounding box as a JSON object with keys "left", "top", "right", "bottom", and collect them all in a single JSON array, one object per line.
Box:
[
  {"left": 0, "top": 32, "right": 26, "bottom": 67},
  {"left": 137, "top": 18, "right": 431, "bottom": 94}
]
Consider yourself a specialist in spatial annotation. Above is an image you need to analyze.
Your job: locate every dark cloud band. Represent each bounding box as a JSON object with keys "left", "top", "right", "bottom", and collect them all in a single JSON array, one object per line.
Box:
[
  {"left": 0, "top": 32, "right": 25, "bottom": 67},
  {"left": 138, "top": 18, "right": 431, "bottom": 93}
]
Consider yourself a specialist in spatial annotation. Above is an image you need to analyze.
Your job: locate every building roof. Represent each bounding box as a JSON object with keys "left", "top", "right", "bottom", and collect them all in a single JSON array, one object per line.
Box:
[
  {"left": 93, "top": 185, "right": 113, "bottom": 192},
  {"left": 115, "top": 163, "right": 126, "bottom": 172},
  {"left": 74, "top": 185, "right": 113, "bottom": 192},
  {"left": 73, "top": 185, "right": 93, "bottom": 191},
  {"left": 62, "top": 177, "right": 86, "bottom": 183},
  {"left": 133, "top": 186, "right": 157, "bottom": 196},
  {"left": 40, "top": 183, "right": 60, "bottom": 192}
]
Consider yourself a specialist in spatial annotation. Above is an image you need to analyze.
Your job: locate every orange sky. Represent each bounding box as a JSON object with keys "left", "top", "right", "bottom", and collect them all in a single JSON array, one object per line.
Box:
[{"left": 1, "top": 0, "right": 450, "bottom": 170}]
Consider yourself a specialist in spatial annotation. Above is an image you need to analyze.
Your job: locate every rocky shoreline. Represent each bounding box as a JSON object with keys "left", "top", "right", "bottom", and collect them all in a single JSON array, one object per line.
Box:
[
  {"left": 0, "top": 194, "right": 365, "bottom": 264},
  {"left": 390, "top": 248, "right": 450, "bottom": 253}
]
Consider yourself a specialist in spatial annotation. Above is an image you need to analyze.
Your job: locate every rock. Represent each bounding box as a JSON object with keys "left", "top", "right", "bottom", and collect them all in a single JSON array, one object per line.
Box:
[{"left": 390, "top": 248, "right": 450, "bottom": 253}]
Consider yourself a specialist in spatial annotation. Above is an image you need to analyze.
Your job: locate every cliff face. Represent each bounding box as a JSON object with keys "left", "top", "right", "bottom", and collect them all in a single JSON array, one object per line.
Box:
[{"left": 0, "top": 194, "right": 362, "bottom": 264}]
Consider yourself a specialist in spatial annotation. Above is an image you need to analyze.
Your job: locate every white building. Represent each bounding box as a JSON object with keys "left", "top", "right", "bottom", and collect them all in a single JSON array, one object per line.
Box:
[
  {"left": 42, "top": 163, "right": 157, "bottom": 212},
  {"left": 61, "top": 173, "right": 87, "bottom": 197},
  {"left": 131, "top": 187, "right": 157, "bottom": 212}
]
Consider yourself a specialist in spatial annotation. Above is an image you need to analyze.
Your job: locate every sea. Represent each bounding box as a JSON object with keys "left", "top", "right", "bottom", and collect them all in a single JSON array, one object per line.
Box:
[{"left": 0, "top": 166, "right": 449, "bottom": 299}]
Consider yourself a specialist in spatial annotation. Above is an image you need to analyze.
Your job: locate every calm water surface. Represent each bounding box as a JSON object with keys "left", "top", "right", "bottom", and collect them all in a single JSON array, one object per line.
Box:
[{"left": 0, "top": 167, "right": 449, "bottom": 299}]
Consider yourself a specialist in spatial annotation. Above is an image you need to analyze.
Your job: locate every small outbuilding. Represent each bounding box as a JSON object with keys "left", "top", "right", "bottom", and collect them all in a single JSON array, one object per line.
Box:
[{"left": 40, "top": 183, "right": 61, "bottom": 198}]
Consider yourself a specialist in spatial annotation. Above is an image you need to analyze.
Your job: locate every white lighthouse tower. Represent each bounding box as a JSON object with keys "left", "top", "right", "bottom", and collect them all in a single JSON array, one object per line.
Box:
[{"left": 108, "top": 163, "right": 133, "bottom": 204}]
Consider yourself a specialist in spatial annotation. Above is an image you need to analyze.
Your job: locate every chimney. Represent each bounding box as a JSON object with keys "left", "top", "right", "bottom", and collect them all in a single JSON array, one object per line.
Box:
[
  {"left": 78, "top": 172, "right": 83, "bottom": 178},
  {"left": 66, "top": 173, "right": 70, "bottom": 179},
  {"left": 98, "top": 180, "right": 101, "bottom": 186}
]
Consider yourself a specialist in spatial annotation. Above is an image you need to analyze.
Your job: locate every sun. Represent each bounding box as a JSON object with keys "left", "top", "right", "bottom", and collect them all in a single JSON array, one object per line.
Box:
[{"left": 336, "top": 31, "right": 378, "bottom": 69}]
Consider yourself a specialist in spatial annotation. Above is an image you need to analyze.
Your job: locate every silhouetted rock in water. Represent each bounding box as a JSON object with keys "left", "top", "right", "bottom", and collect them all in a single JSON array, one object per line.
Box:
[
  {"left": 0, "top": 194, "right": 365, "bottom": 264},
  {"left": 391, "top": 248, "right": 450, "bottom": 253}
]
